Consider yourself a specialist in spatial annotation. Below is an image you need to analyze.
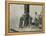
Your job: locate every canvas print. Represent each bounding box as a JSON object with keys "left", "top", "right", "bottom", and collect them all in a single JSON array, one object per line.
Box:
[{"left": 9, "top": 4, "right": 43, "bottom": 32}]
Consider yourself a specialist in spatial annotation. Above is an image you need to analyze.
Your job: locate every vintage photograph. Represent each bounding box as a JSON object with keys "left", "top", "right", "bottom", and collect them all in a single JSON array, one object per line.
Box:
[{"left": 9, "top": 4, "right": 44, "bottom": 32}]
